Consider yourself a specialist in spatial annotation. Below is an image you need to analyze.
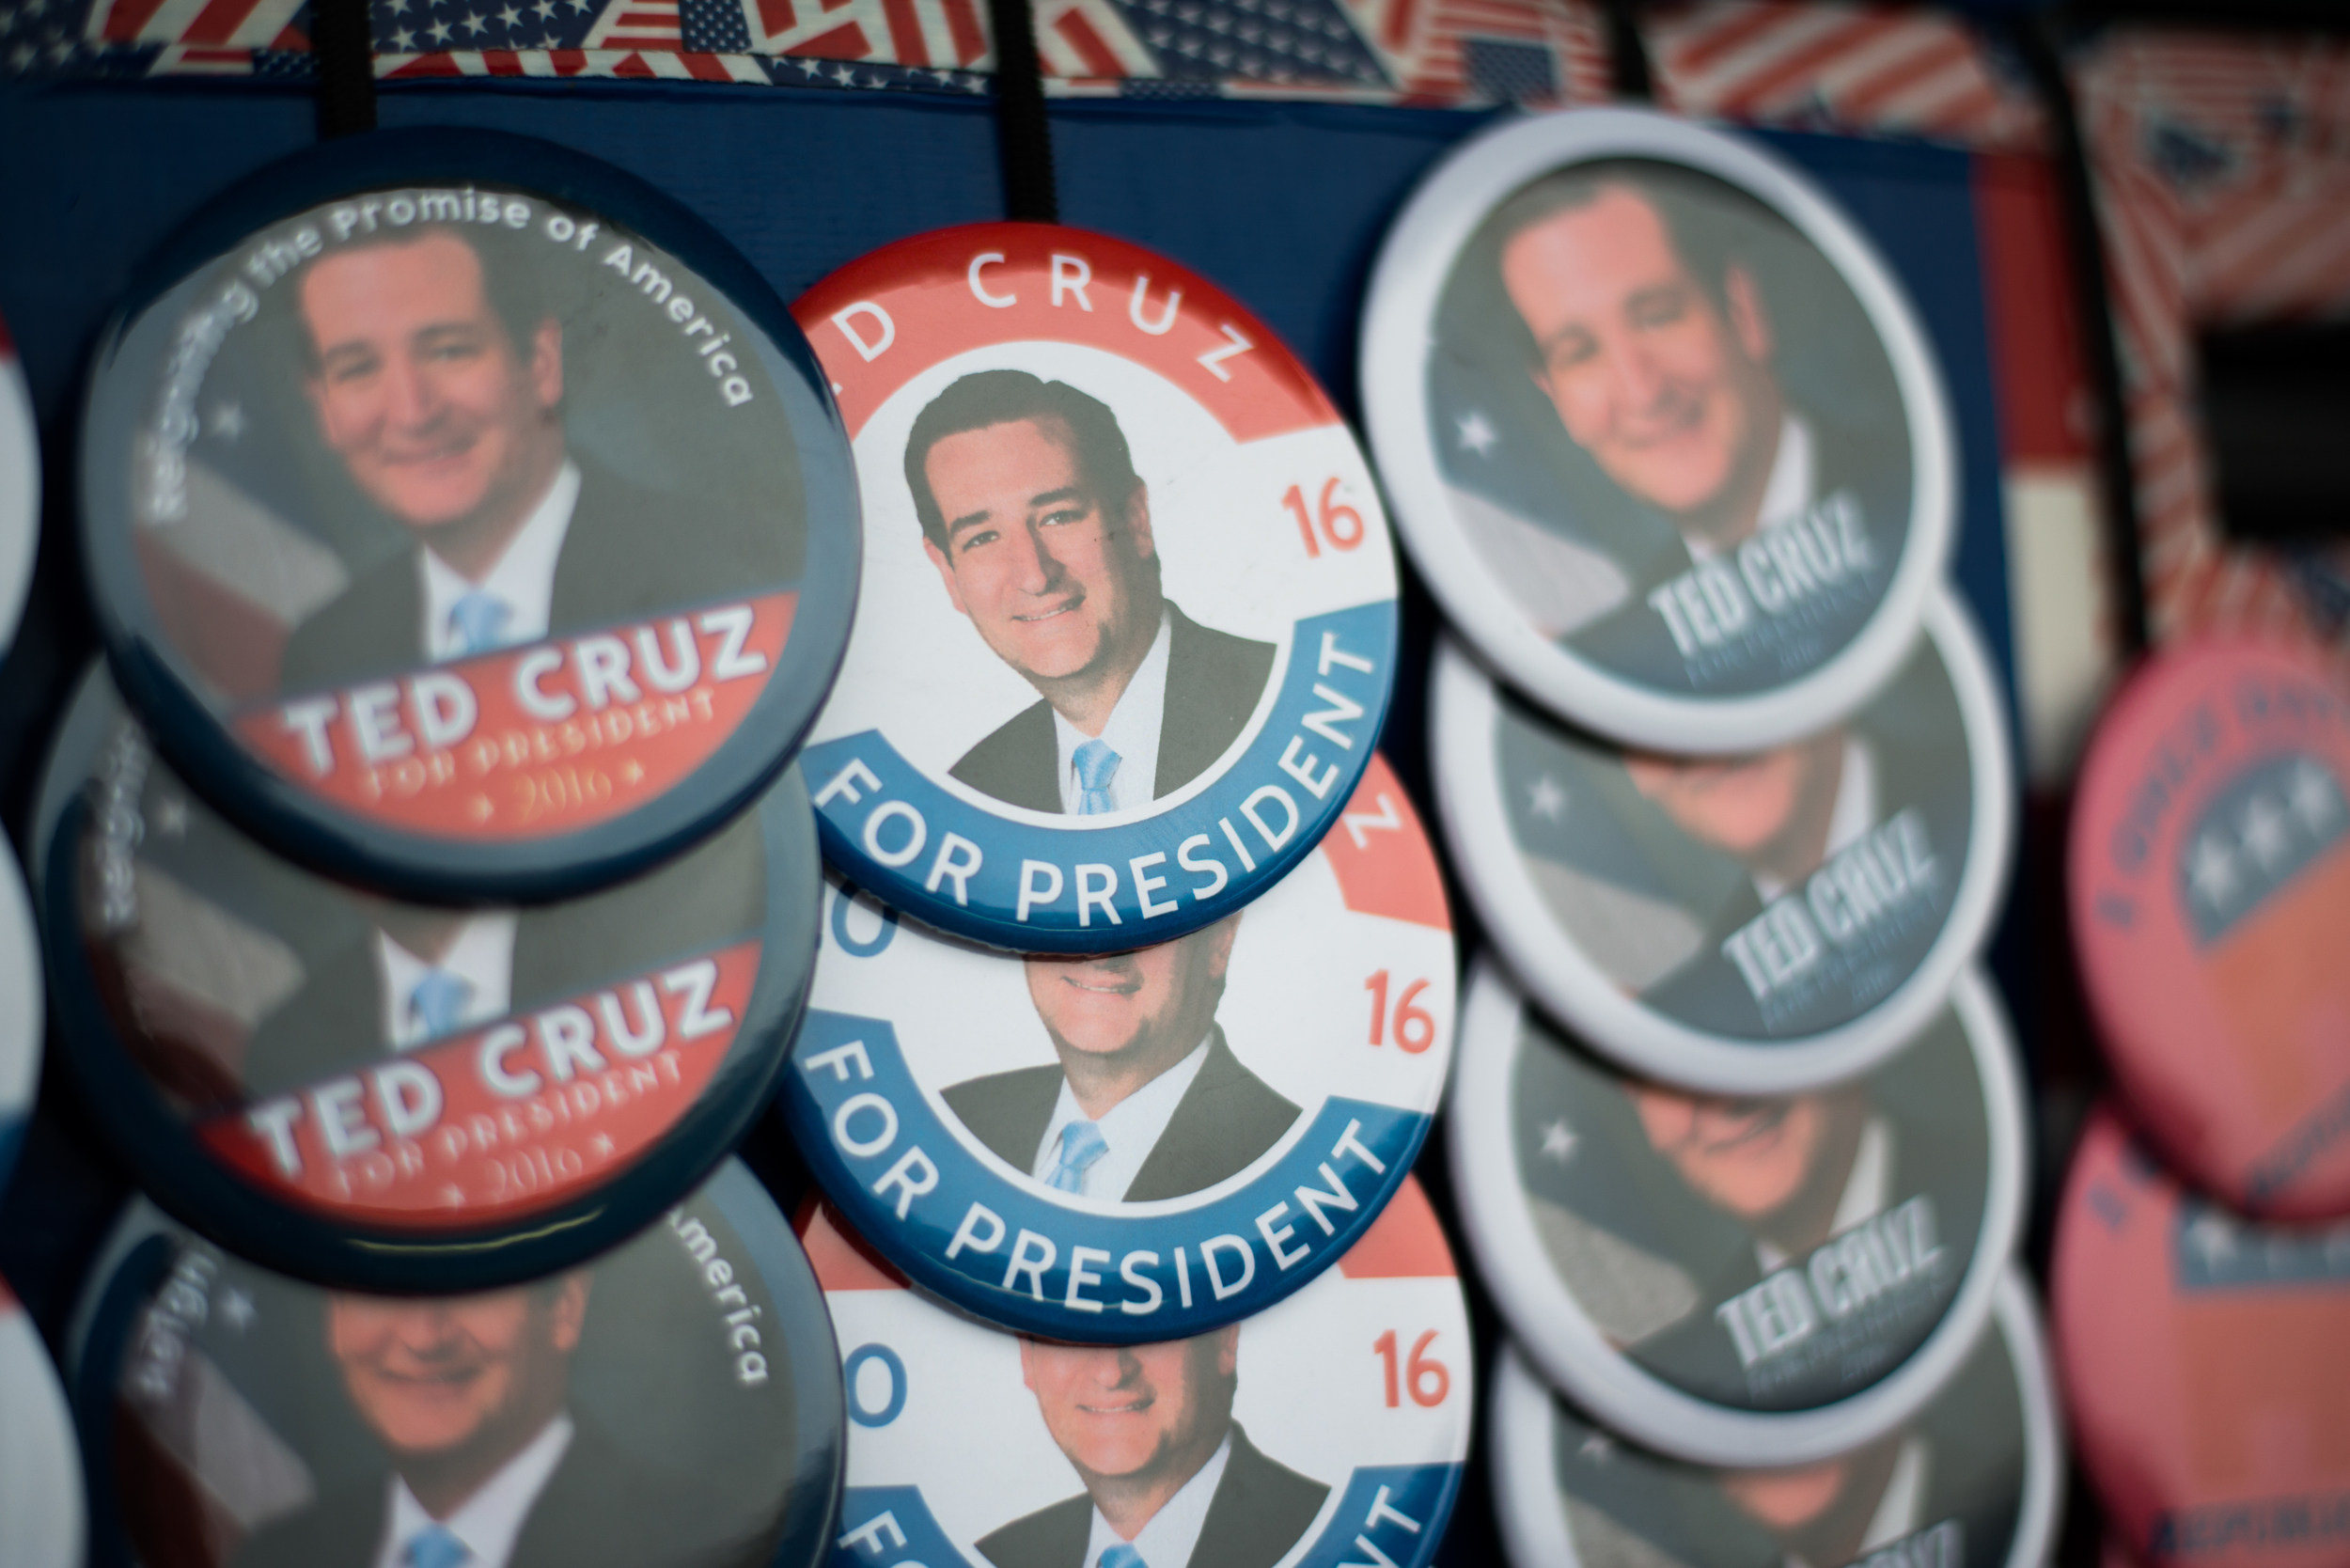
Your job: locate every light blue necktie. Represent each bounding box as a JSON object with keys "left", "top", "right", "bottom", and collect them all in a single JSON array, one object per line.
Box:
[
  {"left": 402, "top": 1522, "right": 471, "bottom": 1568},
  {"left": 407, "top": 967, "right": 474, "bottom": 1043},
  {"left": 1048, "top": 1121, "right": 1110, "bottom": 1194},
  {"left": 1073, "top": 738, "right": 1121, "bottom": 815},
  {"left": 1099, "top": 1545, "right": 1148, "bottom": 1568},
  {"left": 448, "top": 589, "right": 514, "bottom": 656}
]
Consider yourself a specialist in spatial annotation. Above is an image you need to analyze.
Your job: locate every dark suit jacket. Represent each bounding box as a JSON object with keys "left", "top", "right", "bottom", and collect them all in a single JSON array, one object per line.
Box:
[
  {"left": 229, "top": 1419, "right": 765, "bottom": 1568},
  {"left": 976, "top": 1423, "right": 1327, "bottom": 1568},
  {"left": 942, "top": 1027, "right": 1299, "bottom": 1202},
  {"left": 277, "top": 459, "right": 793, "bottom": 693},
  {"left": 950, "top": 604, "right": 1277, "bottom": 814},
  {"left": 238, "top": 811, "right": 765, "bottom": 1099}
]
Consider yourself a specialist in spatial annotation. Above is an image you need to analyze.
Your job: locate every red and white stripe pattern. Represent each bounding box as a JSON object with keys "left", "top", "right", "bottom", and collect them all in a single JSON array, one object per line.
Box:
[
  {"left": 83, "top": 0, "right": 306, "bottom": 63},
  {"left": 2076, "top": 30, "right": 2350, "bottom": 646},
  {"left": 382, "top": 45, "right": 776, "bottom": 77},
  {"left": 737, "top": 0, "right": 990, "bottom": 70},
  {"left": 1341, "top": 0, "right": 1606, "bottom": 107},
  {"left": 1646, "top": 0, "right": 2043, "bottom": 150}
]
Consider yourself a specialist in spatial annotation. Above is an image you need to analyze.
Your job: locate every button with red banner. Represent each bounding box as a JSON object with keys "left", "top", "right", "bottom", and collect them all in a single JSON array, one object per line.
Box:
[
  {"left": 2054, "top": 1105, "right": 2350, "bottom": 1568},
  {"left": 806, "top": 1171, "right": 1468, "bottom": 1568},
  {"left": 78, "top": 128, "right": 858, "bottom": 902},
  {"left": 66, "top": 1160, "right": 843, "bottom": 1568},
  {"left": 783, "top": 753, "right": 1452, "bottom": 1340},
  {"left": 2072, "top": 639, "right": 2350, "bottom": 1219},
  {"left": 791, "top": 225, "right": 1398, "bottom": 953},
  {"left": 35, "top": 664, "right": 821, "bottom": 1294},
  {"left": 0, "top": 1276, "right": 81, "bottom": 1568},
  {"left": 0, "top": 308, "right": 34, "bottom": 657}
]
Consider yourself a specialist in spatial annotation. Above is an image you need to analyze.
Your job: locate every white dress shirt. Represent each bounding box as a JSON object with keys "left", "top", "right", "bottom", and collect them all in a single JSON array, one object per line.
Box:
[
  {"left": 1080, "top": 1432, "right": 1232, "bottom": 1568},
  {"left": 1029, "top": 1035, "right": 1212, "bottom": 1200},
  {"left": 1052, "top": 608, "right": 1173, "bottom": 816},
  {"left": 374, "top": 914, "right": 519, "bottom": 1050},
  {"left": 1753, "top": 737, "right": 1877, "bottom": 906},
  {"left": 1755, "top": 1117, "right": 1893, "bottom": 1276},
  {"left": 372, "top": 1413, "right": 574, "bottom": 1568},
  {"left": 419, "top": 459, "right": 581, "bottom": 662},
  {"left": 1685, "top": 415, "right": 1816, "bottom": 564}
]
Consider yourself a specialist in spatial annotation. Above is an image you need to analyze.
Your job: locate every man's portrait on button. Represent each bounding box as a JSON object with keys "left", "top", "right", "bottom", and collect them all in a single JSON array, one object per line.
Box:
[
  {"left": 942, "top": 916, "right": 1301, "bottom": 1203},
  {"left": 904, "top": 370, "right": 1277, "bottom": 817},
  {"left": 978, "top": 1328, "right": 1328, "bottom": 1568},
  {"left": 1432, "top": 159, "right": 1910, "bottom": 683}
]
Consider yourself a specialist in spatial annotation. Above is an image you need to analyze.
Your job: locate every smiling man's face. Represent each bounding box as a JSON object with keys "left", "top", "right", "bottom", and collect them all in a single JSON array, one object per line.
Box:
[
  {"left": 1020, "top": 1328, "right": 1239, "bottom": 1485},
  {"left": 1025, "top": 918, "right": 1239, "bottom": 1076},
  {"left": 919, "top": 416, "right": 1159, "bottom": 691},
  {"left": 326, "top": 1277, "right": 586, "bottom": 1462},
  {"left": 1629, "top": 1090, "right": 1828, "bottom": 1219}
]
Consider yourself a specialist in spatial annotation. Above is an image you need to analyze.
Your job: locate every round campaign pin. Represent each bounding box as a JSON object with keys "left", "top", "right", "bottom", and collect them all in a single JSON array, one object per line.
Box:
[
  {"left": 1, "top": 1277, "right": 85, "bottom": 1568},
  {"left": 1433, "top": 588, "right": 2012, "bottom": 1094},
  {"left": 0, "top": 308, "right": 36, "bottom": 655},
  {"left": 35, "top": 663, "right": 821, "bottom": 1294},
  {"left": 1491, "top": 1270, "right": 2060, "bottom": 1568},
  {"left": 806, "top": 1172, "right": 1469, "bottom": 1568},
  {"left": 782, "top": 751, "right": 1452, "bottom": 1340},
  {"left": 79, "top": 127, "right": 858, "bottom": 903},
  {"left": 0, "top": 842, "right": 41, "bottom": 1200},
  {"left": 1361, "top": 106, "right": 1955, "bottom": 754},
  {"left": 2071, "top": 639, "right": 2350, "bottom": 1219},
  {"left": 1449, "top": 959, "right": 2025, "bottom": 1467},
  {"left": 791, "top": 224, "right": 1400, "bottom": 953},
  {"left": 2054, "top": 1104, "right": 2350, "bottom": 1568},
  {"left": 64, "top": 1159, "right": 842, "bottom": 1568}
]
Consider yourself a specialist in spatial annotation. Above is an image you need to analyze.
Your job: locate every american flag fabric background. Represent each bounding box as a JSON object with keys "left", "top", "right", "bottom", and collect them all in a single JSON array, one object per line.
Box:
[
  {"left": 0, "top": 0, "right": 1609, "bottom": 103},
  {"left": 2074, "top": 30, "right": 2350, "bottom": 651}
]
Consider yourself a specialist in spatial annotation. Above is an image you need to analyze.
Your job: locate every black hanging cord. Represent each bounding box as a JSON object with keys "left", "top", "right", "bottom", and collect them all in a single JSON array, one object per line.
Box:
[
  {"left": 1599, "top": 0, "right": 1653, "bottom": 103},
  {"left": 2009, "top": 8, "right": 2152, "bottom": 656},
  {"left": 986, "top": 0, "right": 1058, "bottom": 223},
  {"left": 313, "top": 0, "right": 379, "bottom": 137}
]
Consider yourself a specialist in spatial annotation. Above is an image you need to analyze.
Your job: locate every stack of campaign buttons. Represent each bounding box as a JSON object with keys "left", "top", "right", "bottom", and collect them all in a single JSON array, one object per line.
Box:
[
  {"left": 807, "top": 1174, "right": 1470, "bottom": 1568},
  {"left": 46, "top": 127, "right": 860, "bottom": 1294},
  {"left": 65, "top": 1159, "right": 844, "bottom": 1568},
  {"left": 1356, "top": 103, "right": 2031, "bottom": 1558},
  {"left": 1, "top": 1276, "right": 84, "bottom": 1568}
]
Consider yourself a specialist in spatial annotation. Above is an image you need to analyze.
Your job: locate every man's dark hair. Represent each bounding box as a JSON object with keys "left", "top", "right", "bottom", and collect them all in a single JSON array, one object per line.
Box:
[
  {"left": 902, "top": 370, "right": 1143, "bottom": 554},
  {"left": 296, "top": 220, "right": 556, "bottom": 372},
  {"left": 1484, "top": 159, "right": 1785, "bottom": 368}
]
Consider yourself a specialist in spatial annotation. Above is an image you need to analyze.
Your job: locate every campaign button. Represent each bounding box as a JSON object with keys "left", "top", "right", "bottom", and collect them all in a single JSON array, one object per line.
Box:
[
  {"left": 808, "top": 1171, "right": 1469, "bottom": 1568},
  {"left": 1491, "top": 1270, "right": 2060, "bottom": 1568},
  {"left": 2071, "top": 639, "right": 2350, "bottom": 1218},
  {"left": 2055, "top": 1105, "right": 2350, "bottom": 1568},
  {"left": 77, "top": 128, "right": 858, "bottom": 902},
  {"left": 782, "top": 752, "right": 1453, "bottom": 1340},
  {"left": 1434, "top": 587, "right": 2011, "bottom": 1095},
  {"left": 0, "top": 843, "right": 39, "bottom": 1201},
  {"left": 1449, "top": 959, "right": 2025, "bottom": 1466},
  {"left": 1361, "top": 106, "right": 1955, "bottom": 754},
  {"left": 791, "top": 224, "right": 1400, "bottom": 952},
  {"left": 0, "top": 310, "right": 35, "bottom": 656},
  {"left": 0, "top": 1277, "right": 83, "bottom": 1568},
  {"left": 34, "top": 663, "right": 821, "bottom": 1294},
  {"left": 64, "top": 1159, "right": 842, "bottom": 1568}
]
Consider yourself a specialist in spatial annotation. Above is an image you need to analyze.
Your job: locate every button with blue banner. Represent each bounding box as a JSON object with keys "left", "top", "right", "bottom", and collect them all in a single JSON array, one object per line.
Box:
[
  {"left": 783, "top": 753, "right": 1452, "bottom": 1341},
  {"left": 65, "top": 1159, "right": 843, "bottom": 1568},
  {"left": 77, "top": 128, "right": 858, "bottom": 903},
  {"left": 791, "top": 225, "right": 1399, "bottom": 952},
  {"left": 807, "top": 1170, "right": 1469, "bottom": 1568},
  {"left": 35, "top": 663, "right": 822, "bottom": 1295}
]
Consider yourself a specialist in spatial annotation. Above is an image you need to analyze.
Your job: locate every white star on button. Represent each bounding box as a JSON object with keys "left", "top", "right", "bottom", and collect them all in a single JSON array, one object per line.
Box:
[
  {"left": 1577, "top": 1431, "right": 1614, "bottom": 1462},
  {"left": 154, "top": 795, "right": 189, "bottom": 837},
  {"left": 2239, "top": 793, "right": 2291, "bottom": 871},
  {"left": 218, "top": 1288, "right": 256, "bottom": 1331},
  {"left": 2188, "top": 1211, "right": 2238, "bottom": 1265},
  {"left": 2187, "top": 834, "right": 2241, "bottom": 909},
  {"left": 1456, "top": 410, "right": 1498, "bottom": 456},
  {"left": 208, "top": 400, "right": 244, "bottom": 441},
  {"left": 1540, "top": 1120, "right": 1577, "bottom": 1162},
  {"left": 1527, "top": 775, "right": 1566, "bottom": 822},
  {"left": 2289, "top": 761, "right": 2340, "bottom": 833}
]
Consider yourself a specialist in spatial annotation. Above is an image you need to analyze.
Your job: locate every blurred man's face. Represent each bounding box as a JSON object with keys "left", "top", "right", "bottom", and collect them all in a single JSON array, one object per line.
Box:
[
  {"left": 326, "top": 1277, "right": 586, "bottom": 1460},
  {"left": 1630, "top": 1090, "right": 1827, "bottom": 1219},
  {"left": 921, "top": 416, "right": 1158, "bottom": 690},
  {"left": 1020, "top": 1328, "right": 1238, "bottom": 1484},
  {"left": 1721, "top": 1459, "right": 1850, "bottom": 1531},
  {"left": 1623, "top": 731, "right": 1842, "bottom": 867},
  {"left": 1026, "top": 919, "right": 1238, "bottom": 1069},
  {"left": 302, "top": 232, "right": 562, "bottom": 534},
  {"left": 1500, "top": 185, "right": 1778, "bottom": 523}
]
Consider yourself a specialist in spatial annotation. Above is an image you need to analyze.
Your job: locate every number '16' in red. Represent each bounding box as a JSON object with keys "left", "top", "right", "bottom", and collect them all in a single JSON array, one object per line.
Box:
[
  {"left": 1365, "top": 971, "right": 1435, "bottom": 1054},
  {"left": 1373, "top": 1329, "right": 1449, "bottom": 1408},
  {"left": 1285, "top": 478, "right": 1364, "bottom": 557}
]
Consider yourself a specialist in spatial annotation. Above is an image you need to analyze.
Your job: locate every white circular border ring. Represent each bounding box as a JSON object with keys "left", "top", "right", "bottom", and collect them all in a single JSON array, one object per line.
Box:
[
  {"left": 0, "top": 329, "right": 36, "bottom": 657},
  {"left": 1449, "top": 957, "right": 2028, "bottom": 1467},
  {"left": 1362, "top": 106, "right": 1956, "bottom": 754},
  {"left": 1434, "top": 586, "right": 2013, "bottom": 1095},
  {"left": 1489, "top": 1269, "right": 2062, "bottom": 1568}
]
